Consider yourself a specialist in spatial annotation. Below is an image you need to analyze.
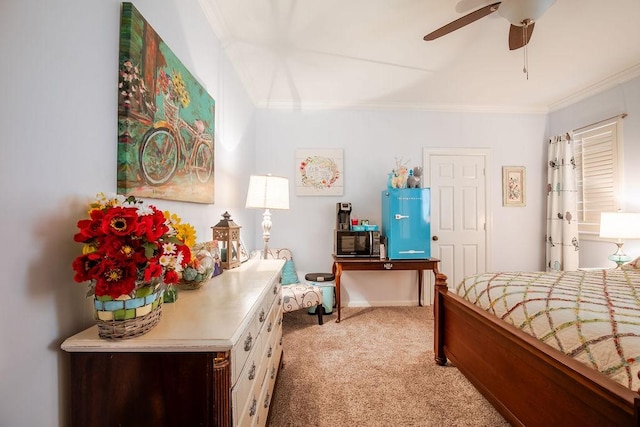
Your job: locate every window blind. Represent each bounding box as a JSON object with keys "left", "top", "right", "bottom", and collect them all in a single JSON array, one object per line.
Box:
[{"left": 573, "top": 115, "right": 624, "bottom": 236}]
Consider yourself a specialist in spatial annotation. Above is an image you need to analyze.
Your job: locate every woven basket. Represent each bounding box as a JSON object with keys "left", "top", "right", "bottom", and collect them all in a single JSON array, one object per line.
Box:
[
  {"left": 178, "top": 244, "right": 215, "bottom": 290},
  {"left": 94, "top": 290, "right": 163, "bottom": 340},
  {"left": 178, "top": 278, "right": 207, "bottom": 290}
]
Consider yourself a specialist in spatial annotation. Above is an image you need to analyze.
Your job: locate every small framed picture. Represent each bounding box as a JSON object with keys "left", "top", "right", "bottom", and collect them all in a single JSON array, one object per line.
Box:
[{"left": 503, "top": 166, "right": 526, "bottom": 207}]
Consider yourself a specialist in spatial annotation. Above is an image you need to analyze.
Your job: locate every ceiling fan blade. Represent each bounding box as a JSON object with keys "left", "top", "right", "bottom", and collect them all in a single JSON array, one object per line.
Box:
[
  {"left": 508, "top": 22, "right": 535, "bottom": 50},
  {"left": 424, "top": 2, "right": 502, "bottom": 41}
]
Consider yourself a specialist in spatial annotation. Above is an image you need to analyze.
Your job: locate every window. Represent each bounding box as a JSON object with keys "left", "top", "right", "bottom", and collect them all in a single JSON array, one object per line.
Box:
[{"left": 573, "top": 115, "right": 624, "bottom": 237}]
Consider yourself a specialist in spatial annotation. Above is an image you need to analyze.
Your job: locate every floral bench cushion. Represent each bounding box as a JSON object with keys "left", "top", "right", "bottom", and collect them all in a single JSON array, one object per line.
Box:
[{"left": 281, "top": 283, "right": 322, "bottom": 313}]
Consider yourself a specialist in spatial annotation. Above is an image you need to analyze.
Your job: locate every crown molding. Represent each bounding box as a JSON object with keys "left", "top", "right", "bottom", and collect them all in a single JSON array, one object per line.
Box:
[
  {"left": 255, "top": 100, "right": 549, "bottom": 115},
  {"left": 548, "top": 64, "right": 640, "bottom": 112}
]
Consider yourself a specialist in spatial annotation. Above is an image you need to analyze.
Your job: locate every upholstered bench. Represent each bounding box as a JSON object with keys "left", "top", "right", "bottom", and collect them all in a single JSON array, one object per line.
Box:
[{"left": 254, "top": 248, "right": 325, "bottom": 325}]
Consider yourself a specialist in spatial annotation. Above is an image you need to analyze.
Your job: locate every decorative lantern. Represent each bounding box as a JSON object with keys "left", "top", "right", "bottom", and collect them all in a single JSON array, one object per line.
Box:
[{"left": 212, "top": 211, "right": 242, "bottom": 270}]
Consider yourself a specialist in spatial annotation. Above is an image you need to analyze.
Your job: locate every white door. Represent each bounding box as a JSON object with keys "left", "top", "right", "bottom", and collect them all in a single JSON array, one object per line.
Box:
[{"left": 423, "top": 148, "right": 491, "bottom": 295}]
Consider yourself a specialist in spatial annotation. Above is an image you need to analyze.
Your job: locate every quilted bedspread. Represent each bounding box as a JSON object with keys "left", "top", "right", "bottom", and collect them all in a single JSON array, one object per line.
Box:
[{"left": 456, "top": 269, "right": 640, "bottom": 391}]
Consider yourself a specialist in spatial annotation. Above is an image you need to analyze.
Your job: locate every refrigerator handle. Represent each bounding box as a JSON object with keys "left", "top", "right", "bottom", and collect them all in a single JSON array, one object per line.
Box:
[{"left": 394, "top": 214, "right": 409, "bottom": 220}]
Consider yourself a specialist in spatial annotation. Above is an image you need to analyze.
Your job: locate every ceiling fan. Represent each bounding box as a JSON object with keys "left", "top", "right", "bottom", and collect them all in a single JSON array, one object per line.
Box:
[{"left": 424, "top": 0, "right": 557, "bottom": 50}]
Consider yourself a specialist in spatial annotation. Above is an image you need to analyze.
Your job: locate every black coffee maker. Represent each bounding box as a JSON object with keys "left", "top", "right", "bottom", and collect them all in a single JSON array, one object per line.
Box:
[{"left": 336, "top": 202, "right": 352, "bottom": 230}]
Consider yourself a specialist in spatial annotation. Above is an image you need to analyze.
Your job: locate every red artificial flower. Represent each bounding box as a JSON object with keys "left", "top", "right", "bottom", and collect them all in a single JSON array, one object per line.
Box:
[
  {"left": 101, "top": 206, "right": 140, "bottom": 237},
  {"left": 73, "top": 209, "right": 107, "bottom": 243},
  {"left": 164, "top": 269, "right": 179, "bottom": 284},
  {"left": 143, "top": 260, "right": 163, "bottom": 282},
  {"left": 95, "top": 279, "right": 135, "bottom": 299},
  {"left": 72, "top": 252, "right": 103, "bottom": 283},
  {"left": 137, "top": 208, "right": 169, "bottom": 242},
  {"left": 100, "top": 234, "right": 146, "bottom": 264},
  {"left": 94, "top": 258, "right": 138, "bottom": 298},
  {"left": 176, "top": 244, "right": 192, "bottom": 267}
]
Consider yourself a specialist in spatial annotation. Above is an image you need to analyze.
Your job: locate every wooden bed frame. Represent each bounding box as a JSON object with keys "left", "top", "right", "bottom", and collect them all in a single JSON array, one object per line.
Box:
[{"left": 433, "top": 273, "right": 640, "bottom": 426}]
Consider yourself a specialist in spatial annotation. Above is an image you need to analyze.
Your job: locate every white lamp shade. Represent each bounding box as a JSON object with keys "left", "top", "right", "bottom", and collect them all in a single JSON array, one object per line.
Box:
[
  {"left": 245, "top": 175, "right": 290, "bottom": 210},
  {"left": 599, "top": 212, "right": 640, "bottom": 239}
]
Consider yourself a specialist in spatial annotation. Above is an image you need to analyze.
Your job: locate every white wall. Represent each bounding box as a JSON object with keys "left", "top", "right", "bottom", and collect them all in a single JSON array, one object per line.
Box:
[
  {"left": 548, "top": 77, "right": 640, "bottom": 268},
  {"left": 253, "top": 109, "right": 549, "bottom": 305},
  {"left": 0, "top": 1, "right": 256, "bottom": 425}
]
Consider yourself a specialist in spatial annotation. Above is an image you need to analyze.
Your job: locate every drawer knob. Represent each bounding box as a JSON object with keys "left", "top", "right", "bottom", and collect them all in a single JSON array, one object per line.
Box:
[
  {"left": 264, "top": 392, "right": 270, "bottom": 408},
  {"left": 249, "top": 398, "right": 257, "bottom": 416},
  {"left": 244, "top": 333, "right": 253, "bottom": 352},
  {"left": 248, "top": 362, "right": 256, "bottom": 380}
]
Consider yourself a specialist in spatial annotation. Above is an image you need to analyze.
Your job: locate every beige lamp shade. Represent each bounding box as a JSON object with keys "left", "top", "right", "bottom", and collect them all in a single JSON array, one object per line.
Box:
[
  {"left": 600, "top": 212, "right": 640, "bottom": 239},
  {"left": 245, "top": 175, "right": 290, "bottom": 210}
]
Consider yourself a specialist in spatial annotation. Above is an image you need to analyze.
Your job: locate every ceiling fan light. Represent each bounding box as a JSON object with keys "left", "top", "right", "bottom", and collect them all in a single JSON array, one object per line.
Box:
[{"left": 498, "top": 0, "right": 557, "bottom": 25}]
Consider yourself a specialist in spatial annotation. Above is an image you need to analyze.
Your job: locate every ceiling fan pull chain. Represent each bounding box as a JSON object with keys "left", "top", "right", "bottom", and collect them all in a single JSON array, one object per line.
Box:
[{"left": 522, "top": 24, "right": 529, "bottom": 80}]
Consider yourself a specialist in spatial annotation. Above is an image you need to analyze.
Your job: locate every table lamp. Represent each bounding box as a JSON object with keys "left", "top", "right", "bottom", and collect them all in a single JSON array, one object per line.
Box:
[
  {"left": 245, "top": 174, "right": 290, "bottom": 259},
  {"left": 599, "top": 211, "right": 640, "bottom": 268}
]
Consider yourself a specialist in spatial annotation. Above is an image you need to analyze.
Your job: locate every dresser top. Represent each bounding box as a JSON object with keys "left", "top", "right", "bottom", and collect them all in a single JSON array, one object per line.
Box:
[{"left": 61, "top": 259, "right": 284, "bottom": 353}]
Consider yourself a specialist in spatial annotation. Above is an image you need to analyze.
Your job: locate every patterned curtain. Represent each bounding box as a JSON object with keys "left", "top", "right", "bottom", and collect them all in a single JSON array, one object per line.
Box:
[{"left": 546, "top": 133, "right": 579, "bottom": 271}]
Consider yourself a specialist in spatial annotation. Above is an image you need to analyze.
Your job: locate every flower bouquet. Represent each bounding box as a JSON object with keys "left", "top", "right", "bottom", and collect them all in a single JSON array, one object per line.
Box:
[{"left": 72, "top": 193, "right": 195, "bottom": 339}]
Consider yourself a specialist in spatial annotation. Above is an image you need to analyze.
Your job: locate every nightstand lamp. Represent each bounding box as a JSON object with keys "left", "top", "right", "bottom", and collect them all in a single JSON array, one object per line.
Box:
[
  {"left": 599, "top": 212, "right": 640, "bottom": 268},
  {"left": 245, "top": 174, "right": 290, "bottom": 259}
]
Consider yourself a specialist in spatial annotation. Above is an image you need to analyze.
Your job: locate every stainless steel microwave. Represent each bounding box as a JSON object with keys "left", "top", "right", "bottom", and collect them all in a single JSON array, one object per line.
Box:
[{"left": 334, "top": 230, "right": 381, "bottom": 257}]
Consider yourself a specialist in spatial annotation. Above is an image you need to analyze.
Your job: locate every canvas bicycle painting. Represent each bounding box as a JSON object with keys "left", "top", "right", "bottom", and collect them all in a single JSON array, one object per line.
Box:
[{"left": 117, "top": 3, "right": 215, "bottom": 204}]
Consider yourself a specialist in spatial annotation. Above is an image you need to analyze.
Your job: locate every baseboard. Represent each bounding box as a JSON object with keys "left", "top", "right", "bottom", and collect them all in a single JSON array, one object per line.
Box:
[{"left": 345, "top": 301, "right": 431, "bottom": 307}]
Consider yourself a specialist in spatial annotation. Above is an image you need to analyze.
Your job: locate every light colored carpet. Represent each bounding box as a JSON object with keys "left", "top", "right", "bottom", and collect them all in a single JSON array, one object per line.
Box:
[{"left": 268, "top": 306, "right": 509, "bottom": 427}]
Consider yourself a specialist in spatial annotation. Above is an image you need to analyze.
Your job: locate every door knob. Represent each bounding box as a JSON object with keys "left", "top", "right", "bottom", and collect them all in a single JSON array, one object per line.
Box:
[{"left": 432, "top": 236, "right": 439, "bottom": 241}]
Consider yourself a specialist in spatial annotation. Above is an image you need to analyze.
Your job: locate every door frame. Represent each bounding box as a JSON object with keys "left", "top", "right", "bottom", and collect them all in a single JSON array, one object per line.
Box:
[{"left": 423, "top": 147, "right": 493, "bottom": 291}]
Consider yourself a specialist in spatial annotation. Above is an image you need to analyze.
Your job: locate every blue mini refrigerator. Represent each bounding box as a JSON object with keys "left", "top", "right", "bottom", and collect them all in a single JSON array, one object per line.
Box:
[{"left": 381, "top": 188, "right": 431, "bottom": 259}]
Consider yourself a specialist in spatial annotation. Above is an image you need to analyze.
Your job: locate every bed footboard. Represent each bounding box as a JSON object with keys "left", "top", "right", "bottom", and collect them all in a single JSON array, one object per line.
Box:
[{"left": 433, "top": 276, "right": 640, "bottom": 426}]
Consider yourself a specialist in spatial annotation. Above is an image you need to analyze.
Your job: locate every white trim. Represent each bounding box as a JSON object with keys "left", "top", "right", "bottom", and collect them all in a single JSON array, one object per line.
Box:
[
  {"left": 345, "top": 300, "right": 418, "bottom": 308},
  {"left": 255, "top": 100, "right": 550, "bottom": 114},
  {"left": 548, "top": 64, "right": 640, "bottom": 112}
]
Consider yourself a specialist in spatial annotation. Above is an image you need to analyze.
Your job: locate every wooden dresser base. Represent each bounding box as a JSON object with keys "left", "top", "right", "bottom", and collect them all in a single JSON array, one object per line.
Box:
[{"left": 69, "top": 351, "right": 231, "bottom": 427}]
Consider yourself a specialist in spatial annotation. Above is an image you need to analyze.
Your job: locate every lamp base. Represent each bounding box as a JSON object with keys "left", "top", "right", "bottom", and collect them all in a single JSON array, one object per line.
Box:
[
  {"left": 261, "top": 209, "right": 272, "bottom": 260},
  {"left": 608, "top": 242, "right": 631, "bottom": 269}
]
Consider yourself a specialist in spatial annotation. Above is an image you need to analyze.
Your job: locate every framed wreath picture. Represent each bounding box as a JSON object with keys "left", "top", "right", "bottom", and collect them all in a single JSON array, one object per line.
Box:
[
  {"left": 502, "top": 166, "right": 526, "bottom": 207},
  {"left": 295, "top": 149, "right": 344, "bottom": 196}
]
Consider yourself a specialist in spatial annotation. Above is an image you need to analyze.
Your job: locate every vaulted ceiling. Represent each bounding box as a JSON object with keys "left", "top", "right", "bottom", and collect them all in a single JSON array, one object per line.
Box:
[{"left": 200, "top": 0, "right": 640, "bottom": 113}]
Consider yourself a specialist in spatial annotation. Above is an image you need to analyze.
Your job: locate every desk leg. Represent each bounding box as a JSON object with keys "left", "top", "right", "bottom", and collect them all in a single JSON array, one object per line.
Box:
[
  {"left": 332, "top": 262, "right": 342, "bottom": 323},
  {"left": 418, "top": 269, "right": 423, "bottom": 307}
]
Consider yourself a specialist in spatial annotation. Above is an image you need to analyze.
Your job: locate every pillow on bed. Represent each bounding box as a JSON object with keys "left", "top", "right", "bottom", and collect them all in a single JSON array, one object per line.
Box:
[
  {"left": 621, "top": 256, "right": 640, "bottom": 270},
  {"left": 280, "top": 259, "right": 300, "bottom": 285}
]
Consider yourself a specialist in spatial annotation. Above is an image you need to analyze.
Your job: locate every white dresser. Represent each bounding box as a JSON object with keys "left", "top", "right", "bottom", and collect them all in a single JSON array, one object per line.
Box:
[{"left": 61, "top": 259, "right": 285, "bottom": 427}]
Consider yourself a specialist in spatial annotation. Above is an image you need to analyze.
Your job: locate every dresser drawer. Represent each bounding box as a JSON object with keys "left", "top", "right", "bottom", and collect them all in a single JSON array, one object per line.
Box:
[
  {"left": 232, "top": 310, "right": 259, "bottom": 384},
  {"left": 263, "top": 303, "right": 282, "bottom": 366},
  {"left": 254, "top": 342, "right": 283, "bottom": 427},
  {"left": 236, "top": 388, "right": 259, "bottom": 427},
  {"left": 232, "top": 333, "right": 264, "bottom": 423}
]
